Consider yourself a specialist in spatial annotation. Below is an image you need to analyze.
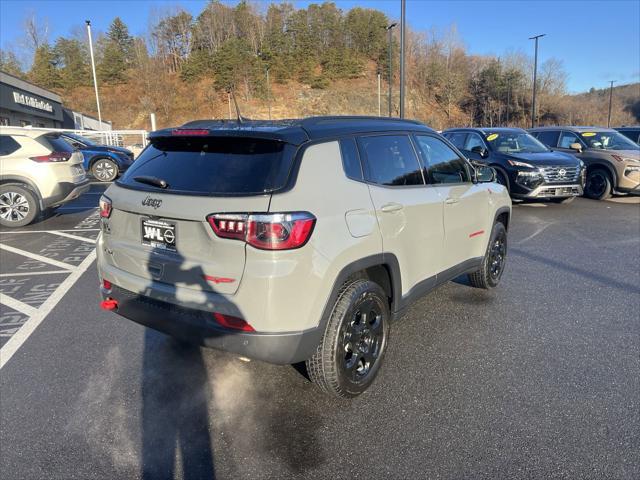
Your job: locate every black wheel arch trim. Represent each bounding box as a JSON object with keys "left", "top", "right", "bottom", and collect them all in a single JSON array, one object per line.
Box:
[
  {"left": 585, "top": 161, "right": 617, "bottom": 186},
  {"left": 0, "top": 175, "right": 44, "bottom": 209}
]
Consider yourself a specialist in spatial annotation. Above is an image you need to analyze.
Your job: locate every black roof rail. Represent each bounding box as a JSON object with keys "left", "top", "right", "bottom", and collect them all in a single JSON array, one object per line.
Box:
[{"left": 298, "top": 116, "right": 424, "bottom": 127}]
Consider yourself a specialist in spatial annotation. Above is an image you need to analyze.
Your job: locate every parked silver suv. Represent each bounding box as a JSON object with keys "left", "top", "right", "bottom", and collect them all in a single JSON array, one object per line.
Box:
[
  {"left": 97, "top": 117, "right": 511, "bottom": 397},
  {"left": 0, "top": 127, "right": 89, "bottom": 227}
]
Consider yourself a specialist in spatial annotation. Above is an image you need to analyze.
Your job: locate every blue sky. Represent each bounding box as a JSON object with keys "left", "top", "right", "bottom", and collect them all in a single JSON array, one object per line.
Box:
[{"left": 1, "top": 0, "right": 638, "bottom": 93}]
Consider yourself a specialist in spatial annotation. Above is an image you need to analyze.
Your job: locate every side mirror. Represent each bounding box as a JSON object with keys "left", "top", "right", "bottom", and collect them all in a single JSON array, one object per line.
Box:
[
  {"left": 471, "top": 145, "right": 489, "bottom": 158},
  {"left": 570, "top": 143, "right": 582, "bottom": 153},
  {"left": 475, "top": 165, "right": 496, "bottom": 183}
]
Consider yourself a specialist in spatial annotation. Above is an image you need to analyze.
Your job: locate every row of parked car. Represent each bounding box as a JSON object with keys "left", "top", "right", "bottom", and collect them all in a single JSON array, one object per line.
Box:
[
  {"left": 0, "top": 127, "right": 135, "bottom": 227},
  {"left": 442, "top": 125, "right": 640, "bottom": 202},
  {"left": 1, "top": 122, "right": 639, "bottom": 228}
]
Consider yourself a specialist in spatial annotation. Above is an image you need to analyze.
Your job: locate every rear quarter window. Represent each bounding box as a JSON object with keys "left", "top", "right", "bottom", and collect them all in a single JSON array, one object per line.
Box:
[
  {"left": 118, "top": 136, "right": 297, "bottom": 196},
  {"left": 339, "top": 137, "right": 363, "bottom": 181},
  {"left": 0, "top": 135, "right": 21, "bottom": 156}
]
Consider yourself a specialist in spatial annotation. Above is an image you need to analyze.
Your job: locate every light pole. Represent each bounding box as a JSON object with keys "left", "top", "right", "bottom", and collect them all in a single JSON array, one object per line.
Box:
[
  {"left": 399, "top": 0, "right": 406, "bottom": 118},
  {"left": 377, "top": 68, "right": 381, "bottom": 116},
  {"left": 529, "top": 33, "right": 545, "bottom": 128},
  {"left": 607, "top": 80, "right": 616, "bottom": 127},
  {"left": 85, "top": 20, "right": 102, "bottom": 129},
  {"left": 385, "top": 22, "right": 398, "bottom": 117},
  {"left": 257, "top": 51, "right": 271, "bottom": 120}
]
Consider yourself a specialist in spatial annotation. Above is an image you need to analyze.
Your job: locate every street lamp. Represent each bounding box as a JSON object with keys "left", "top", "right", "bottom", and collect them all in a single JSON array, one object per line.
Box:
[
  {"left": 257, "top": 51, "right": 271, "bottom": 120},
  {"left": 399, "top": 0, "right": 406, "bottom": 118},
  {"left": 85, "top": 20, "right": 102, "bottom": 129},
  {"left": 607, "top": 80, "right": 616, "bottom": 127},
  {"left": 384, "top": 22, "right": 398, "bottom": 117},
  {"left": 529, "top": 33, "right": 545, "bottom": 128}
]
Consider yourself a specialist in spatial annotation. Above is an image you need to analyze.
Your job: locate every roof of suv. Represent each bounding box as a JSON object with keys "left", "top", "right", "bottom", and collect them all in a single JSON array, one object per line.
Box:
[
  {"left": 529, "top": 126, "right": 617, "bottom": 132},
  {"left": 0, "top": 126, "right": 55, "bottom": 138},
  {"left": 151, "top": 116, "right": 435, "bottom": 146},
  {"left": 443, "top": 127, "right": 527, "bottom": 135}
]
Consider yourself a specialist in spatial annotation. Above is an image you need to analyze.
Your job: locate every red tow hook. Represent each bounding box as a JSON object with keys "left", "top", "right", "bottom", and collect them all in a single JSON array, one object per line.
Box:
[{"left": 100, "top": 298, "right": 118, "bottom": 311}]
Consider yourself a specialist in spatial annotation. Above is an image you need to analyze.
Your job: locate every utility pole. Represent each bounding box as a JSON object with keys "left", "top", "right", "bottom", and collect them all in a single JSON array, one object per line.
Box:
[
  {"left": 377, "top": 69, "right": 381, "bottom": 116},
  {"left": 266, "top": 67, "right": 271, "bottom": 120},
  {"left": 85, "top": 20, "right": 102, "bottom": 129},
  {"left": 506, "top": 76, "right": 511, "bottom": 126},
  {"left": 607, "top": 80, "right": 616, "bottom": 127},
  {"left": 385, "top": 23, "right": 398, "bottom": 117},
  {"left": 399, "top": 0, "right": 406, "bottom": 118},
  {"left": 529, "top": 33, "right": 545, "bottom": 128}
]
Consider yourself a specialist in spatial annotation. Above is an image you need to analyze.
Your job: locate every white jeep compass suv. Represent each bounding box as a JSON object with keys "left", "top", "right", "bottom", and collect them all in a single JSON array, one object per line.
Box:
[{"left": 97, "top": 117, "right": 511, "bottom": 397}]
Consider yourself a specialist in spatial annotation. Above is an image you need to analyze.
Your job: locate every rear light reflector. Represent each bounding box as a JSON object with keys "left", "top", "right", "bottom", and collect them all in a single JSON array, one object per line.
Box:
[
  {"left": 102, "top": 279, "right": 112, "bottom": 291},
  {"left": 171, "top": 129, "right": 209, "bottom": 136},
  {"left": 99, "top": 196, "right": 112, "bottom": 218},
  {"left": 100, "top": 298, "right": 118, "bottom": 311},
  {"left": 213, "top": 312, "right": 254, "bottom": 332},
  {"left": 206, "top": 212, "right": 316, "bottom": 250},
  {"left": 30, "top": 151, "right": 72, "bottom": 162}
]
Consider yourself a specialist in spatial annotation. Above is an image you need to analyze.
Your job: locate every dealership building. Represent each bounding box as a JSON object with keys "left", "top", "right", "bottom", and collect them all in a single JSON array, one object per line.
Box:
[{"left": 0, "top": 70, "right": 111, "bottom": 130}]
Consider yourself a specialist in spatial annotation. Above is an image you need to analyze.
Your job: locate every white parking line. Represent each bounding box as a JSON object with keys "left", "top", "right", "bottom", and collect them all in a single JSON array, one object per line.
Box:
[
  {"left": 0, "top": 293, "right": 38, "bottom": 317},
  {"left": 0, "top": 244, "right": 75, "bottom": 270},
  {"left": 48, "top": 231, "right": 97, "bottom": 243},
  {"left": 0, "top": 229, "right": 100, "bottom": 234},
  {"left": 0, "top": 250, "right": 97, "bottom": 369},
  {"left": 0, "top": 271, "right": 70, "bottom": 278}
]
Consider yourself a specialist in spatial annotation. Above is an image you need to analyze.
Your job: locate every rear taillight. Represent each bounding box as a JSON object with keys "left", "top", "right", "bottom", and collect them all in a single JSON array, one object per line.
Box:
[
  {"left": 99, "top": 196, "right": 112, "bottom": 218},
  {"left": 206, "top": 212, "right": 315, "bottom": 250},
  {"left": 30, "top": 151, "right": 71, "bottom": 162}
]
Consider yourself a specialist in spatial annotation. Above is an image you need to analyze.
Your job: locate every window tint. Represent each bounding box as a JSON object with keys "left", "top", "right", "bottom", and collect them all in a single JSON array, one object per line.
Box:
[
  {"left": 444, "top": 132, "right": 467, "bottom": 149},
  {"left": 339, "top": 137, "right": 363, "bottom": 180},
  {"left": 559, "top": 131, "right": 581, "bottom": 149},
  {"left": 0, "top": 135, "right": 21, "bottom": 156},
  {"left": 415, "top": 135, "right": 471, "bottom": 184},
  {"left": 465, "top": 133, "right": 485, "bottom": 151},
  {"left": 35, "top": 134, "right": 76, "bottom": 153},
  {"left": 535, "top": 130, "right": 560, "bottom": 148},
  {"left": 119, "top": 136, "right": 296, "bottom": 195},
  {"left": 359, "top": 135, "right": 423, "bottom": 186}
]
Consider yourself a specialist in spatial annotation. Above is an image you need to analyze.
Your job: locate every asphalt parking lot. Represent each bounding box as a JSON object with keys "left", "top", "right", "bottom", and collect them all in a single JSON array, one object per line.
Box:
[{"left": 1, "top": 188, "right": 639, "bottom": 480}]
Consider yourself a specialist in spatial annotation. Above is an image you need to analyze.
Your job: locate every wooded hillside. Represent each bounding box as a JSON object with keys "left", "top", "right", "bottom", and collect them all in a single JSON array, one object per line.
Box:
[{"left": 1, "top": 1, "right": 638, "bottom": 130}]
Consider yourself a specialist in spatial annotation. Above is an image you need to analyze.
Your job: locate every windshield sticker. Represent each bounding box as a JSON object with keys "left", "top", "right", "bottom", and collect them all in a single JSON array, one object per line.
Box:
[
  {"left": 582, "top": 132, "right": 596, "bottom": 137},
  {"left": 486, "top": 133, "right": 499, "bottom": 141}
]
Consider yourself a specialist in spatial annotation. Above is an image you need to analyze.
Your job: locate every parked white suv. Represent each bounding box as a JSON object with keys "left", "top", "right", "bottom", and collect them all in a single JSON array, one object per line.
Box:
[
  {"left": 97, "top": 117, "right": 511, "bottom": 397},
  {"left": 0, "top": 127, "right": 89, "bottom": 227}
]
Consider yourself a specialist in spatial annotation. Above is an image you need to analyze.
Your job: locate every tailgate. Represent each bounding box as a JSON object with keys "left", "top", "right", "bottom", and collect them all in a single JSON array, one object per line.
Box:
[{"left": 103, "top": 184, "right": 270, "bottom": 295}]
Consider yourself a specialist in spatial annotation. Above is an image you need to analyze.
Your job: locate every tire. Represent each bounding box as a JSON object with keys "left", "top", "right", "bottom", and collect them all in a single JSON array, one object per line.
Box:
[
  {"left": 91, "top": 158, "right": 118, "bottom": 182},
  {"left": 306, "top": 279, "right": 390, "bottom": 398},
  {"left": 468, "top": 221, "right": 508, "bottom": 289},
  {"left": 549, "top": 196, "right": 576, "bottom": 204},
  {"left": 584, "top": 168, "right": 612, "bottom": 200},
  {"left": 0, "top": 184, "right": 40, "bottom": 227}
]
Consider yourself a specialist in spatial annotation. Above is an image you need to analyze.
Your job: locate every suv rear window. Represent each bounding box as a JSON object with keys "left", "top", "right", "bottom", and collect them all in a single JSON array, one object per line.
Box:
[
  {"left": 37, "top": 134, "right": 76, "bottom": 153},
  {"left": 118, "top": 136, "right": 296, "bottom": 196}
]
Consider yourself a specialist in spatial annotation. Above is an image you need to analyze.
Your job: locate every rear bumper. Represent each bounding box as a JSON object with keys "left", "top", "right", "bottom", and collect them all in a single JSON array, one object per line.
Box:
[
  {"left": 514, "top": 183, "right": 583, "bottom": 199},
  {"left": 42, "top": 178, "right": 91, "bottom": 208},
  {"left": 101, "top": 285, "right": 323, "bottom": 365}
]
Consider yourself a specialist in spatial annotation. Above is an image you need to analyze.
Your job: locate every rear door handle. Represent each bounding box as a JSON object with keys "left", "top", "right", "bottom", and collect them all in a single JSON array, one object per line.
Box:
[
  {"left": 445, "top": 197, "right": 460, "bottom": 205},
  {"left": 381, "top": 203, "right": 404, "bottom": 213}
]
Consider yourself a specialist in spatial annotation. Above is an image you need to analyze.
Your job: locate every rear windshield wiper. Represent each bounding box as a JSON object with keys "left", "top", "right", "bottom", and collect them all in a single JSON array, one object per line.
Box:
[{"left": 133, "top": 175, "right": 169, "bottom": 189}]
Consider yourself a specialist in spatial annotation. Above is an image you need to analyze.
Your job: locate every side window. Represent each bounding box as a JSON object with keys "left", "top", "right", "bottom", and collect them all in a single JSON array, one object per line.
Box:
[
  {"left": 339, "top": 137, "right": 363, "bottom": 181},
  {"left": 444, "top": 132, "right": 467, "bottom": 150},
  {"left": 559, "top": 131, "right": 580, "bottom": 149},
  {"left": 359, "top": 135, "right": 424, "bottom": 186},
  {"left": 536, "top": 130, "right": 560, "bottom": 148},
  {"left": 464, "top": 133, "right": 486, "bottom": 151},
  {"left": 0, "top": 135, "right": 21, "bottom": 156},
  {"left": 415, "top": 135, "right": 471, "bottom": 185}
]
